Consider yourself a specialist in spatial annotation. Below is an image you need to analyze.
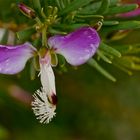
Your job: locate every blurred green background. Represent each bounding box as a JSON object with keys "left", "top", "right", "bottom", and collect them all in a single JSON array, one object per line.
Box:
[
  {"left": 0, "top": 0, "right": 140, "bottom": 140},
  {"left": 1, "top": 63, "right": 140, "bottom": 140}
]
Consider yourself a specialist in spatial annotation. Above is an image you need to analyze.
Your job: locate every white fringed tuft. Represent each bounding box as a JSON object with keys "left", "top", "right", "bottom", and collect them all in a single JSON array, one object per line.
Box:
[{"left": 31, "top": 88, "right": 56, "bottom": 124}]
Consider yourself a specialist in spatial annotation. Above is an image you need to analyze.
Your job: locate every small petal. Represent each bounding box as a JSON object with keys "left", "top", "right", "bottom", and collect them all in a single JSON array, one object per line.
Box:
[
  {"left": 48, "top": 27, "right": 100, "bottom": 66},
  {"left": 0, "top": 42, "right": 36, "bottom": 74},
  {"left": 32, "top": 56, "right": 57, "bottom": 124},
  {"left": 40, "top": 60, "right": 56, "bottom": 95}
]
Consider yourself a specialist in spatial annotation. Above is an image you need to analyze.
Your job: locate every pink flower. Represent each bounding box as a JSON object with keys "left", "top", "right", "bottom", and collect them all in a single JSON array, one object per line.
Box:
[{"left": 0, "top": 27, "right": 100, "bottom": 123}]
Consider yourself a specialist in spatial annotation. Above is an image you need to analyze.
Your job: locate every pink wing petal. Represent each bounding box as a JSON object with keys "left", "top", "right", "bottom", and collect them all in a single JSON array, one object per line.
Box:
[
  {"left": 0, "top": 42, "right": 36, "bottom": 74},
  {"left": 48, "top": 27, "right": 100, "bottom": 66}
]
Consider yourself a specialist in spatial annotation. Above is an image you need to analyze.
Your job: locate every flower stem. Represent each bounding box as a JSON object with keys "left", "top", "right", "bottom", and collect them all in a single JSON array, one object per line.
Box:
[
  {"left": 34, "top": 17, "right": 48, "bottom": 48},
  {"left": 42, "top": 26, "right": 47, "bottom": 47}
]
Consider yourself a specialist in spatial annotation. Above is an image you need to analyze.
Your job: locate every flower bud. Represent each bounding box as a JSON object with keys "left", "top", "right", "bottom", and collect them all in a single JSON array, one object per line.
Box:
[{"left": 18, "top": 3, "right": 36, "bottom": 19}]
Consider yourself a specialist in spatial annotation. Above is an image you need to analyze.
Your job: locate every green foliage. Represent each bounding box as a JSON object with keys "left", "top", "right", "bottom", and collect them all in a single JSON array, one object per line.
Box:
[
  {"left": 96, "top": 0, "right": 110, "bottom": 14},
  {"left": 59, "top": 0, "right": 95, "bottom": 15},
  {"left": 105, "top": 4, "right": 138, "bottom": 15},
  {"left": 1, "top": 0, "right": 140, "bottom": 81}
]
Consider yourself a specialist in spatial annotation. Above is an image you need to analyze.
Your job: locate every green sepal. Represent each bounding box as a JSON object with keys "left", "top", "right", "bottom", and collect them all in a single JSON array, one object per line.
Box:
[
  {"left": 30, "top": 58, "right": 36, "bottom": 80},
  {"left": 51, "top": 53, "right": 58, "bottom": 67}
]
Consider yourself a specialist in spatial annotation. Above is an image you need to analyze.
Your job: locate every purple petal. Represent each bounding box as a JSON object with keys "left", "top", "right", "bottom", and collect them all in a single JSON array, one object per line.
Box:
[
  {"left": 0, "top": 42, "right": 36, "bottom": 74},
  {"left": 48, "top": 27, "right": 100, "bottom": 66}
]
